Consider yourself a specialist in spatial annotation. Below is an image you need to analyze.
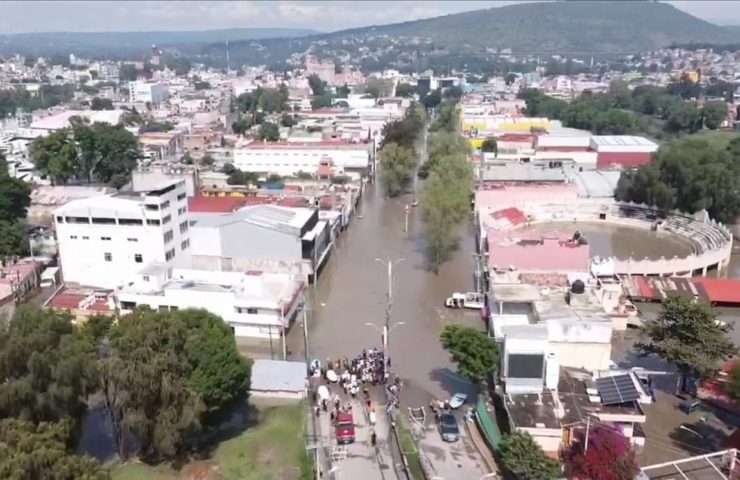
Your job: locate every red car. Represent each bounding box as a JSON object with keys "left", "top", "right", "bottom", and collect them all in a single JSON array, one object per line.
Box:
[{"left": 335, "top": 411, "right": 356, "bottom": 444}]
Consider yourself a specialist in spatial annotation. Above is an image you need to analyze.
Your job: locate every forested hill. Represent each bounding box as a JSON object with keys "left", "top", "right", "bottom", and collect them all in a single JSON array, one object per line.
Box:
[
  {"left": 325, "top": 1, "right": 733, "bottom": 54},
  {"left": 0, "top": 28, "right": 318, "bottom": 57}
]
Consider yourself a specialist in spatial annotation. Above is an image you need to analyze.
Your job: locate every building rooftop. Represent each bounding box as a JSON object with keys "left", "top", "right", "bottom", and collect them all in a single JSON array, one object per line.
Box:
[
  {"left": 567, "top": 170, "right": 621, "bottom": 198},
  {"left": 488, "top": 235, "right": 590, "bottom": 273},
  {"left": 251, "top": 359, "right": 307, "bottom": 394},
  {"left": 590, "top": 135, "right": 658, "bottom": 148},
  {"left": 479, "top": 163, "right": 567, "bottom": 183},
  {"left": 505, "top": 390, "right": 562, "bottom": 430}
]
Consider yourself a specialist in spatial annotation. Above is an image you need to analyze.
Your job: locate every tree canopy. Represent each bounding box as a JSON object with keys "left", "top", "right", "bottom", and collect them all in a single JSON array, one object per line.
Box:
[
  {"left": 636, "top": 296, "right": 736, "bottom": 391},
  {"left": 562, "top": 426, "right": 639, "bottom": 480},
  {"left": 499, "top": 431, "right": 561, "bottom": 480},
  {"left": 480, "top": 138, "right": 498, "bottom": 154},
  {"left": 0, "top": 305, "right": 98, "bottom": 430},
  {"left": 439, "top": 324, "right": 499, "bottom": 383},
  {"left": 615, "top": 136, "right": 740, "bottom": 223},
  {"left": 102, "top": 308, "right": 251, "bottom": 461},
  {"left": 0, "top": 418, "right": 108, "bottom": 480},
  {"left": 90, "top": 97, "right": 114, "bottom": 111},
  {"left": 307, "top": 74, "right": 327, "bottom": 96},
  {"left": 258, "top": 122, "right": 280, "bottom": 141},
  {"left": 379, "top": 143, "right": 417, "bottom": 198},
  {"left": 420, "top": 101, "right": 474, "bottom": 271},
  {"left": 395, "top": 83, "right": 416, "bottom": 98},
  {"left": 31, "top": 122, "right": 139, "bottom": 188}
]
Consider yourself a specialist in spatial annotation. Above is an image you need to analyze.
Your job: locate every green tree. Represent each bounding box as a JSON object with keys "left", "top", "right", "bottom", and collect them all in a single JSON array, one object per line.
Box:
[
  {"left": 615, "top": 137, "right": 740, "bottom": 223},
  {"left": 311, "top": 93, "right": 334, "bottom": 110},
  {"left": 636, "top": 296, "right": 736, "bottom": 394},
  {"left": 0, "top": 152, "right": 31, "bottom": 221},
  {"left": 119, "top": 63, "right": 138, "bottom": 82},
  {"left": 379, "top": 142, "right": 417, "bottom": 198},
  {"left": 499, "top": 431, "right": 561, "bottom": 480},
  {"left": 395, "top": 83, "right": 415, "bottom": 98},
  {"left": 0, "top": 305, "right": 98, "bottom": 431},
  {"left": 232, "top": 117, "right": 253, "bottom": 135},
  {"left": 181, "top": 152, "right": 194, "bottom": 165},
  {"left": 422, "top": 89, "right": 442, "bottom": 110},
  {"left": 665, "top": 101, "right": 702, "bottom": 133},
  {"left": 258, "top": 87, "right": 288, "bottom": 113},
  {"left": 702, "top": 101, "right": 728, "bottom": 130},
  {"left": 439, "top": 324, "right": 499, "bottom": 383},
  {"left": 102, "top": 308, "right": 250, "bottom": 461},
  {"left": 90, "top": 97, "right": 114, "bottom": 110},
  {"left": 0, "top": 418, "right": 108, "bottom": 480},
  {"left": 30, "top": 130, "right": 78, "bottom": 184},
  {"left": 226, "top": 169, "right": 259, "bottom": 186},
  {"left": 480, "top": 137, "right": 498, "bottom": 154},
  {"left": 140, "top": 121, "right": 173, "bottom": 133},
  {"left": 335, "top": 84, "right": 351, "bottom": 98},
  {"left": 258, "top": 122, "right": 280, "bottom": 141},
  {"left": 725, "top": 365, "right": 740, "bottom": 405},
  {"left": 280, "top": 114, "right": 297, "bottom": 127},
  {"left": 194, "top": 81, "right": 211, "bottom": 91},
  {"left": 307, "top": 74, "right": 327, "bottom": 96},
  {"left": 200, "top": 154, "right": 215, "bottom": 167}
]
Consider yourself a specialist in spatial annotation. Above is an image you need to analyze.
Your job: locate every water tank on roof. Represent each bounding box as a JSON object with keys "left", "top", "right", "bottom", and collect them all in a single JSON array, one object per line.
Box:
[{"left": 571, "top": 279, "right": 585, "bottom": 294}]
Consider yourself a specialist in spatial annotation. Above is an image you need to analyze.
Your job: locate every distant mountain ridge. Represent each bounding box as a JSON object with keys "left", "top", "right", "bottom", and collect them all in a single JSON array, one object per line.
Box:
[
  {"left": 0, "top": 28, "right": 319, "bottom": 57},
  {"left": 310, "top": 1, "right": 734, "bottom": 54}
]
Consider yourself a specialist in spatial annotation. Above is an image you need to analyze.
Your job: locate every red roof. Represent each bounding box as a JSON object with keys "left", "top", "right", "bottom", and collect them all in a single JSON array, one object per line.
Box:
[
  {"left": 492, "top": 207, "right": 527, "bottom": 226},
  {"left": 694, "top": 278, "right": 740, "bottom": 304},
  {"left": 188, "top": 196, "right": 248, "bottom": 213},
  {"left": 49, "top": 291, "right": 112, "bottom": 312}
]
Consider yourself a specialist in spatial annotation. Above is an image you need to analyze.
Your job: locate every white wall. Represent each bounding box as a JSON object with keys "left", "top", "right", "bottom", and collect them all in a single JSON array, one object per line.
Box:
[
  {"left": 55, "top": 181, "right": 190, "bottom": 289},
  {"left": 233, "top": 146, "right": 369, "bottom": 176}
]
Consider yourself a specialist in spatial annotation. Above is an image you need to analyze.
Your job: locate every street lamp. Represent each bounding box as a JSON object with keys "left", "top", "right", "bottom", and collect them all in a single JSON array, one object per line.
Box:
[{"left": 373, "top": 257, "right": 405, "bottom": 374}]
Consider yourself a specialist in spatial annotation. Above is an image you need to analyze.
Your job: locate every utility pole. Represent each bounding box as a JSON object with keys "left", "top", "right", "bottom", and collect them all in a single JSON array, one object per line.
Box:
[
  {"left": 302, "top": 291, "right": 309, "bottom": 367},
  {"left": 584, "top": 415, "right": 592, "bottom": 453},
  {"left": 404, "top": 204, "right": 409, "bottom": 234},
  {"left": 375, "top": 257, "right": 404, "bottom": 375}
]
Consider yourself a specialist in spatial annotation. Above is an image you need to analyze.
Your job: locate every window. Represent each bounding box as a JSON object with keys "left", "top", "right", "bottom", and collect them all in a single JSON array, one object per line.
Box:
[
  {"left": 127, "top": 237, "right": 138, "bottom": 242},
  {"left": 177, "top": 193, "right": 186, "bottom": 201},
  {"left": 162, "top": 214, "right": 172, "bottom": 224},
  {"left": 143, "top": 275, "right": 150, "bottom": 282},
  {"left": 163, "top": 230, "right": 173, "bottom": 243},
  {"left": 248, "top": 308, "right": 258, "bottom": 314},
  {"left": 178, "top": 206, "right": 187, "bottom": 215},
  {"left": 144, "top": 204, "right": 159, "bottom": 211},
  {"left": 179, "top": 221, "right": 188, "bottom": 234},
  {"left": 160, "top": 200, "right": 170, "bottom": 209},
  {"left": 70, "top": 235, "right": 78, "bottom": 240},
  {"left": 101, "top": 236, "right": 111, "bottom": 241},
  {"left": 169, "top": 306, "right": 179, "bottom": 311},
  {"left": 56, "top": 216, "right": 64, "bottom": 223},
  {"left": 120, "top": 301, "right": 136, "bottom": 310},
  {"left": 104, "top": 252, "right": 112, "bottom": 262},
  {"left": 158, "top": 305, "right": 169, "bottom": 312},
  {"left": 181, "top": 239, "right": 190, "bottom": 250},
  {"left": 146, "top": 219, "right": 161, "bottom": 226},
  {"left": 65, "top": 216, "right": 90, "bottom": 224},
  {"left": 82, "top": 236, "right": 89, "bottom": 240},
  {"left": 134, "top": 254, "right": 143, "bottom": 263},
  {"left": 91, "top": 217, "right": 116, "bottom": 225},
  {"left": 165, "top": 249, "right": 175, "bottom": 261},
  {"left": 119, "top": 218, "right": 143, "bottom": 226}
]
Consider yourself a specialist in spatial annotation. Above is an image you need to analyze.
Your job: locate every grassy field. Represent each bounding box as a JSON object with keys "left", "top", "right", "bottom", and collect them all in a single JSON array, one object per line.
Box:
[
  {"left": 396, "top": 417, "right": 425, "bottom": 480},
  {"left": 111, "top": 403, "right": 310, "bottom": 480}
]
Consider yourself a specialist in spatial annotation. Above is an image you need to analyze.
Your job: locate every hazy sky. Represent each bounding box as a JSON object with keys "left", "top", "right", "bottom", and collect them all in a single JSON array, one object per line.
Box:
[{"left": 0, "top": 1, "right": 738, "bottom": 34}]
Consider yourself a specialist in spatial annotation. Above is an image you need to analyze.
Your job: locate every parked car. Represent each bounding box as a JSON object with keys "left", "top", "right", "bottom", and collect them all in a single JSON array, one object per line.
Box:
[
  {"left": 439, "top": 412, "right": 460, "bottom": 442},
  {"left": 335, "top": 411, "right": 356, "bottom": 444}
]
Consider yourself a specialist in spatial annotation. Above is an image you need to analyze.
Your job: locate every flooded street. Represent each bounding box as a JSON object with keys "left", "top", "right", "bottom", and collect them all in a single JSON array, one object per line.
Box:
[{"left": 286, "top": 180, "right": 483, "bottom": 401}]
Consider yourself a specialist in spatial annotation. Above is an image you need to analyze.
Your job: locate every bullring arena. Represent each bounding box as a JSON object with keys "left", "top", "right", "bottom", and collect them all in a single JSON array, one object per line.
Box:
[{"left": 475, "top": 186, "right": 734, "bottom": 279}]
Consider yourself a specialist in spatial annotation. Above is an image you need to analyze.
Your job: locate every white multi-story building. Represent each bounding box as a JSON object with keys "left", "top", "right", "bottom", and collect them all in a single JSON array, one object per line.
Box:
[
  {"left": 128, "top": 80, "right": 170, "bottom": 104},
  {"left": 54, "top": 179, "right": 191, "bottom": 289},
  {"left": 116, "top": 267, "right": 305, "bottom": 341},
  {"left": 233, "top": 141, "right": 371, "bottom": 176}
]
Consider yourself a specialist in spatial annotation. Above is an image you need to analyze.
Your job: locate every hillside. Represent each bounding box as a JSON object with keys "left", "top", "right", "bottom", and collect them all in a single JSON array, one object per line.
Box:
[
  {"left": 324, "top": 1, "right": 733, "bottom": 54},
  {"left": 201, "top": 1, "right": 736, "bottom": 70},
  {"left": 0, "top": 28, "right": 319, "bottom": 57}
]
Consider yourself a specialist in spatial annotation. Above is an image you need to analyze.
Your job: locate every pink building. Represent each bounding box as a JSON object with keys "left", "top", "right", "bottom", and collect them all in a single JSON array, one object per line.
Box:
[
  {"left": 487, "top": 235, "right": 590, "bottom": 273},
  {"left": 475, "top": 183, "right": 579, "bottom": 214}
]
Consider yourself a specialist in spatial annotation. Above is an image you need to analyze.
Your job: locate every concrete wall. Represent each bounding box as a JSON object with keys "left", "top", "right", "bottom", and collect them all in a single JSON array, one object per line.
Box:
[{"left": 550, "top": 342, "right": 611, "bottom": 372}]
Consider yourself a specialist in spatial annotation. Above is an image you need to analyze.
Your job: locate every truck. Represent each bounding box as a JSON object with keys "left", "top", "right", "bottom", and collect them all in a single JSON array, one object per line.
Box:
[
  {"left": 445, "top": 292, "right": 484, "bottom": 310},
  {"left": 335, "top": 411, "right": 355, "bottom": 444}
]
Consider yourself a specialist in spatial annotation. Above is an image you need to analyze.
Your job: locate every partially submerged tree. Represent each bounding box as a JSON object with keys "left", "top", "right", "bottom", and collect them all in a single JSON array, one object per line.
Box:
[
  {"left": 635, "top": 295, "right": 736, "bottom": 394},
  {"left": 379, "top": 142, "right": 417, "bottom": 198},
  {"left": 439, "top": 324, "right": 499, "bottom": 384}
]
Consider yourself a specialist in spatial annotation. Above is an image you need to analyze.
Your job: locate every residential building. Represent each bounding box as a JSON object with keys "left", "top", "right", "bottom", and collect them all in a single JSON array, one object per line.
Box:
[
  {"left": 116, "top": 267, "right": 304, "bottom": 341},
  {"left": 233, "top": 141, "right": 371, "bottom": 176},
  {"left": 128, "top": 80, "right": 170, "bottom": 104},
  {"left": 54, "top": 179, "right": 191, "bottom": 289}
]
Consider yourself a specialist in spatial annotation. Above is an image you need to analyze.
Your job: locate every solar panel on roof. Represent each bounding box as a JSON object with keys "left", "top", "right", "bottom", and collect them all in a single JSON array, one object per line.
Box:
[{"left": 595, "top": 374, "right": 640, "bottom": 405}]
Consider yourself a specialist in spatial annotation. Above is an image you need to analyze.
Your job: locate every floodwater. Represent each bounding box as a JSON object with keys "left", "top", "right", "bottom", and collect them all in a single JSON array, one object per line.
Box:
[
  {"left": 285, "top": 180, "right": 483, "bottom": 402},
  {"left": 521, "top": 222, "right": 696, "bottom": 260}
]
